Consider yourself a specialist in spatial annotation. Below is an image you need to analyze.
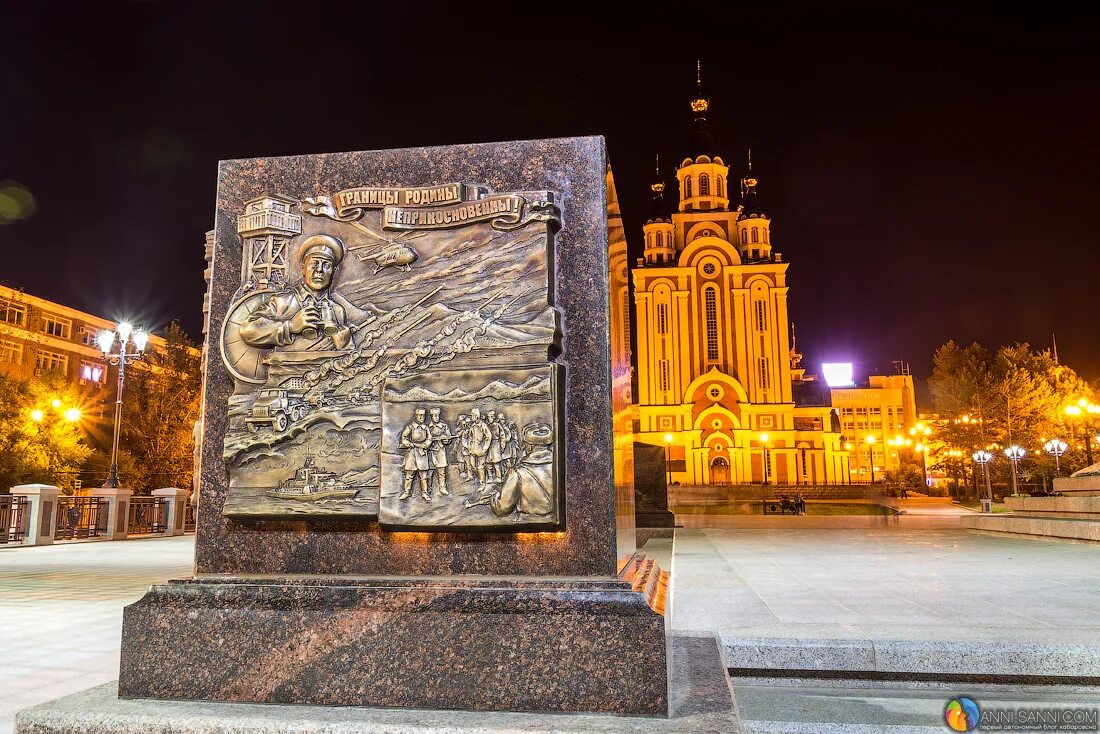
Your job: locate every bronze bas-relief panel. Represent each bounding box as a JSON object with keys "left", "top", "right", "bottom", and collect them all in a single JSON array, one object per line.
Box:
[{"left": 219, "top": 183, "right": 563, "bottom": 530}]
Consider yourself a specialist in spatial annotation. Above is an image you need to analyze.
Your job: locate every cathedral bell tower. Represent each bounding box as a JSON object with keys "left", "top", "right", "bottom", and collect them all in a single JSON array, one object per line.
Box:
[
  {"left": 735, "top": 151, "right": 773, "bottom": 262},
  {"left": 675, "top": 62, "right": 731, "bottom": 214},
  {"left": 643, "top": 156, "right": 675, "bottom": 265}
]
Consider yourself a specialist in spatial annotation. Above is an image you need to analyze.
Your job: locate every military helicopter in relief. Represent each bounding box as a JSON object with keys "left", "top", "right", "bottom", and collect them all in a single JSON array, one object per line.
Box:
[{"left": 360, "top": 241, "right": 418, "bottom": 274}]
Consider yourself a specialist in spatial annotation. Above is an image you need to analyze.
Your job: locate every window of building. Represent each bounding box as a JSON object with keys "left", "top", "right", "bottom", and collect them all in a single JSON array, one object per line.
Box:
[
  {"left": 758, "top": 357, "right": 769, "bottom": 389},
  {"left": 752, "top": 227, "right": 759, "bottom": 243},
  {"left": 717, "top": 176, "right": 724, "bottom": 198},
  {"left": 763, "top": 229, "right": 769, "bottom": 244},
  {"left": 702, "top": 262, "right": 716, "bottom": 275},
  {"left": 704, "top": 288, "right": 719, "bottom": 362},
  {"left": 80, "top": 360, "right": 106, "bottom": 385},
  {"left": 855, "top": 407, "right": 867, "bottom": 416},
  {"left": 41, "top": 315, "right": 71, "bottom": 340},
  {"left": 0, "top": 339, "right": 22, "bottom": 364},
  {"left": 741, "top": 230, "right": 748, "bottom": 244},
  {"left": 841, "top": 408, "right": 854, "bottom": 416},
  {"left": 871, "top": 420, "right": 882, "bottom": 430},
  {"left": 35, "top": 349, "right": 68, "bottom": 373},
  {"left": 0, "top": 299, "right": 26, "bottom": 327},
  {"left": 870, "top": 407, "right": 881, "bottom": 415},
  {"left": 659, "top": 359, "right": 670, "bottom": 391},
  {"left": 78, "top": 327, "right": 100, "bottom": 347},
  {"left": 801, "top": 448, "right": 808, "bottom": 479},
  {"left": 657, "top": 303, "right": 668, "bottom": 334},
  {"left": 700, "top": 174, "right": 710, "bottom": 196},
  {"left": 685, "top": 176, "right": 693, "bottom": 198},
  {"left": 857, "top": 421, "right": 867, "bottom": 430},
  {"left": 754, "top": 300, "right": 767, "bottom": 332}
]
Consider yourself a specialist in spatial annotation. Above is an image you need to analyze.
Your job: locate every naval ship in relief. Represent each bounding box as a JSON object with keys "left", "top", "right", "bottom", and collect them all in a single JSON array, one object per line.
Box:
[{"left": 266, "top": 455, "right": 358, "bottom": 501}]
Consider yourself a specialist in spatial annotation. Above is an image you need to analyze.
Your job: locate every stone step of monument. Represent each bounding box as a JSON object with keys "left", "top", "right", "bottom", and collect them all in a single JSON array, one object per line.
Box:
[
  {"left": 620, "top": 554, "right": 669, "bottom": 615},
  {"left": 734, "top": 679, "right": 1100, "bottom": 733},
  {"left": 722, "top": 635, "right": 1100, "bottom": 683},
  {"left": 962, "top": 513, "right": 1100, "bottom": 542}
]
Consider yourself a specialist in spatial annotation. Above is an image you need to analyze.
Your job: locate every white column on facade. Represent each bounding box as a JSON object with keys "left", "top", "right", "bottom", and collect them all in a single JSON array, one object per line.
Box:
[{"left": 9, "top": 484, "right": 59, "bottom": 546}]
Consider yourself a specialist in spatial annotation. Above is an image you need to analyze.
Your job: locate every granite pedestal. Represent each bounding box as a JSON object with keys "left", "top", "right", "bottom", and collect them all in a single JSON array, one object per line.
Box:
[{"left": 21, "top": 636, "right": 736, "bottom": 734}]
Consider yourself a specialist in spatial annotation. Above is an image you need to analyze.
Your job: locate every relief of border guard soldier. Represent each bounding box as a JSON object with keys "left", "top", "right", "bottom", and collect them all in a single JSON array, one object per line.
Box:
[{"left": 239, "top": 234, "right": 354, "bottom": 352}]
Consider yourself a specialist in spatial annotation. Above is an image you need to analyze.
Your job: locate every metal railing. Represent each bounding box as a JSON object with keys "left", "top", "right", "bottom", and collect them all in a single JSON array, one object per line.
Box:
[
  {"left": 0, "top": 495, "right": 29, "bottom": 544},
  {"left": 55, "top": 497, "right": 107, "bottom": 540},
  {"left": 128, "top": 497, "right": 167, "bottom": 535}
]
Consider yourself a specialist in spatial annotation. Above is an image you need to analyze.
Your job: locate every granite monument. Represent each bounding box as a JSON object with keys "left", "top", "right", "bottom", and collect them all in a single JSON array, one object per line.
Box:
[{"left": 113, "top": 137, "right": 669, "bottom": 716}]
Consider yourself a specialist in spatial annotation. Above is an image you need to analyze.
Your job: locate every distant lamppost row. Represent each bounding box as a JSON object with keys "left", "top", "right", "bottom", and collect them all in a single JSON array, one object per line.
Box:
[
  {"left": 1005, "top": 445, "right": 1026, "bottom": 496},
  {"left": 1044, "top": 438, "right": 1068, "bottom": 476},
  {"left": 97, "top": 322, "right": 149, "bottom": 488},
  {"left": 663, "top": 432, "right": 674, "bottom": 488},
  {"left": 760, "top": 433, "right": 770, "bottom": 485},
  {"left": 972, "top": 450, "right": 993, "bottom": 510},
  {"left": 865, "top": 434, "right": 876, "bottom": 484}
]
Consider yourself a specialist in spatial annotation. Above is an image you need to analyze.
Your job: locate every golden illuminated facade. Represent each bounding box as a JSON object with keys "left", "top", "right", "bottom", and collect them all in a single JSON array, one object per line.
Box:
[
  {"left": 632, "top": 72, "right": 848, "bottom": 485},
  {"left": 830, "top": 374, "right": 917, "bottom": 482}
]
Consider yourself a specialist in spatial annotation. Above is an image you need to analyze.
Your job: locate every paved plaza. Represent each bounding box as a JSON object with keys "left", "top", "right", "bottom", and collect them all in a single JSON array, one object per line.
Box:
[
  {"left": 0, "top": 536, "right": 194, "bottom": 734},
  {"left": 673, "top": 525, "right": 1100, "bottom": 678},
  {"left": 6, "top": 526, "right": 1100, "bottom": 732}
]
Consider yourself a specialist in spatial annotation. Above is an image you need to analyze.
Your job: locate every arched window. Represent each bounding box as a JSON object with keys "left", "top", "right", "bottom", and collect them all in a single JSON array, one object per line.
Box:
[
  {"left": 741, "top": 230, "right": 748, "bottom": 244},
  {"left": 752, "top": 227, "right": 759, "bottom": 243},
  {"left": 717, "top": 176, "right": 724, "bottom": 198},
  {"left": 763, "top": 228, "right": 769, "bottom": 244},
  {"left": 704, "top": 288, "right": 719, "bottom": 362},
  {"left": 700, "top": 174, "right": 710, "bottom": 196},
  {"left": 621, "top": 289, "right": 631, "bottom": 351},
  {"left": 685, "top": 176, "right": 693, "bottom": 198},
  {"left": 657, "top": 303, "right": 669, "bottom": 334},
  {"left": 704, "top": 290, "right": 721, "bottom": 365},
  {"left": 754, "top": 299, "right": 767, "bottom": 332}
]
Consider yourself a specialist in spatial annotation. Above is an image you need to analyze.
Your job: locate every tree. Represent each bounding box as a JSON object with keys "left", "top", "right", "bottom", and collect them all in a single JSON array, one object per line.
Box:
[
  {"left": 0, "top": 372, "right": 91, "bottom": 490},
  {"left": 928, "top": 340, "right": 1096, "bottom": 480},
  {"left": 117, "top": 322, "right": 202, "bottom": 492}
]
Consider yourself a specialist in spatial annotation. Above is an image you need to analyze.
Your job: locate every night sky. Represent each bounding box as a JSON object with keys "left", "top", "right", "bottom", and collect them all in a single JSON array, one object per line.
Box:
[{"left": 2, "top": 5, "right": 1098, "bottom": 391}]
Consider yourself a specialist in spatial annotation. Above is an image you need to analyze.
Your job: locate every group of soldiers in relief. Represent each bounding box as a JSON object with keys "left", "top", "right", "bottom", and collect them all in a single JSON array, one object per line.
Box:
[{"left": 397, "top": 406, "right": 555, "bottom": 520}]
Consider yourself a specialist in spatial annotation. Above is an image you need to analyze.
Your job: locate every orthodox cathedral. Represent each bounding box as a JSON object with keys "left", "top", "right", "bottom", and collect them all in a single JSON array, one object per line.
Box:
[{"left": 631, "top": 67, "right": 850, "bottom": 485}]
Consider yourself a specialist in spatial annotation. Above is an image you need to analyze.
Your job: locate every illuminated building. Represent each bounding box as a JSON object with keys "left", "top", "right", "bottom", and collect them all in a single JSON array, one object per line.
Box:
[
  {"left": 829, "top": 372, "right": 917, "bottom": 481},
  {"left": 631, "top": 68, "right": 849, "bottom": 485},
  {"left": 0, "top": 283, "right": 176, "bottom": 415}
]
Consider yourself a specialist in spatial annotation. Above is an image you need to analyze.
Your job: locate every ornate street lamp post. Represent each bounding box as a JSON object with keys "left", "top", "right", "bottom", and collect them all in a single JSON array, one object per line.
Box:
[
  {"left": 760, "top": 433, "right": 770, "bottom": 485},
  {"left": 1044, "top": 438, "right": 1068, "bottom": 476},
  {"left": 865, "top": 434, "right": 877, "bottom": 484},
  {"left": 910, "top": 422, "right": 932, "bottom": 487},
  {"left": 1005, "top": 445, "right": 1026, "bottom": 497},
  {"left": 97, "top": 322, "right": 148, "bottom": 488},
  {"left": 663, "top": 432, "right": 674, "bottom": 489},
  {"left": 973, "top": 450, "right": 993, "bottom": 511}
]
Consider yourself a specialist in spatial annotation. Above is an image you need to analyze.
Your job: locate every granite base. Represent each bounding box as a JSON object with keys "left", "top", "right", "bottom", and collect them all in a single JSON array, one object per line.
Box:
[
  {"left": 117, "top": 576, "right": 668, "bottom": 716},
  {"left": 21, "top": 635, "right": 733, "bottom": 733}
]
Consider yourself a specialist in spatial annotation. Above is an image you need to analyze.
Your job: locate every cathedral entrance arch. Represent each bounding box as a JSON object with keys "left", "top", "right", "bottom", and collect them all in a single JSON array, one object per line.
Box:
[{"left": 710, "top": 456, "right": 730, "bottom": 485}]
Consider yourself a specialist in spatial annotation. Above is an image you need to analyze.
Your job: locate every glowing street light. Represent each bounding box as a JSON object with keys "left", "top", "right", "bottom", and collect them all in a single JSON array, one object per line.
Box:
[
  {"left": 973, "top": 450, "right": 993, "bottom": 511},
  {"left": 1066, "top": 400, "right": 1099, "bottom": 465},
  {"left": 1005, "top": 445, "right": 1026, "bottom": 496},
  {"left": 909, "top": 422, "right": 932, "bottom": 487},
  {"left": 98, "top": 322, "right": 149, "bottom": 488},
  {"left": 1044, "top": 438, "right": 1068, "bottom": 476}
]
